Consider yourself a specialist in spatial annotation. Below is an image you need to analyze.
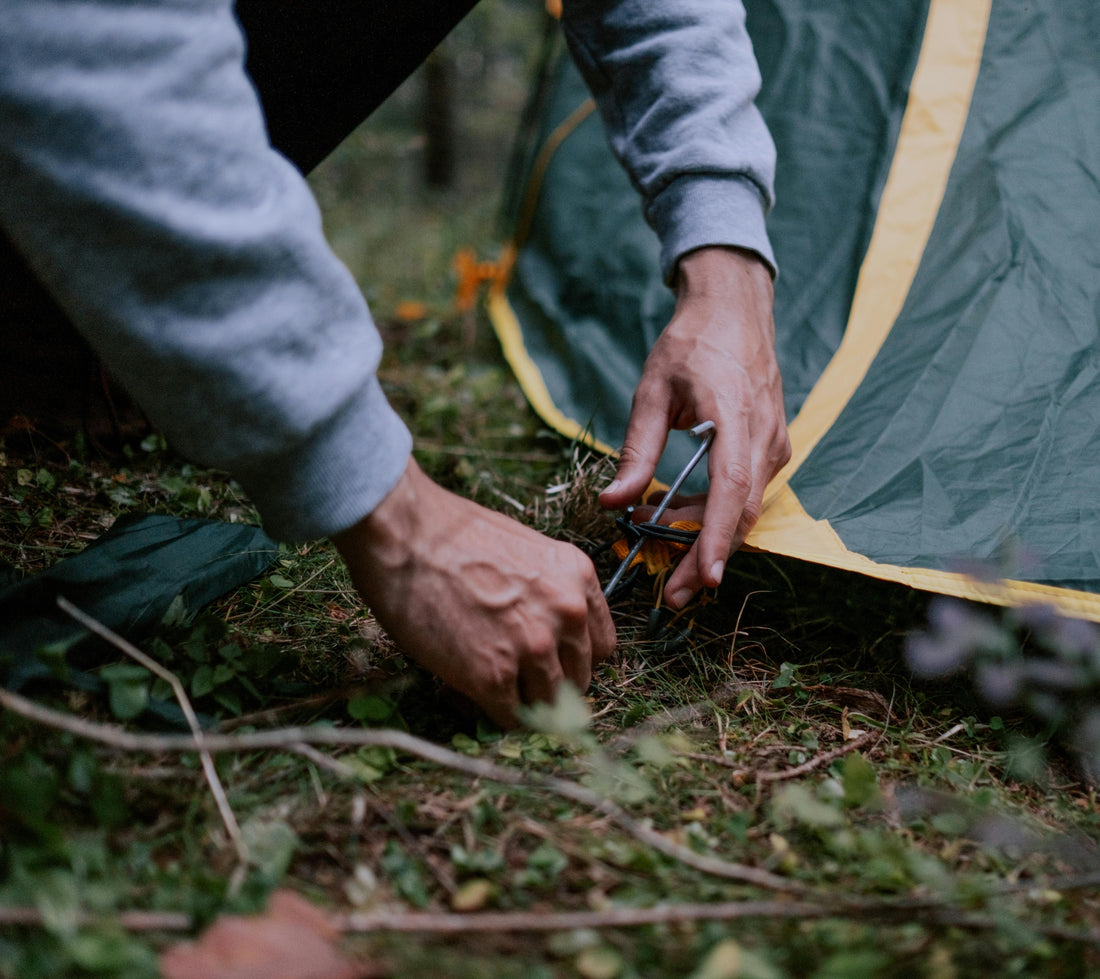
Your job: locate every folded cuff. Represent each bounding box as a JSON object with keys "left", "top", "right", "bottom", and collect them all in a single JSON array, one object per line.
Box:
[
  {"left": 649, "top": 173, "right": 777, "bottom": 285},
  {"left": 237, "top": 376, "right": 413, "bottom": 542}
]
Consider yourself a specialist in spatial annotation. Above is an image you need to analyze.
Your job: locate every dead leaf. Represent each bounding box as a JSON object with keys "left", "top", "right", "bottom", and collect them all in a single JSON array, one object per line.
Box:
[
  {"left": 160, "top": 889, "right": 378, "bottom": 979},
  {"left": 805, "top": 684, "right": 896, "bottom": 722},
  {"left": 450, "top": 878, "right": 495, "bottom": 912}
]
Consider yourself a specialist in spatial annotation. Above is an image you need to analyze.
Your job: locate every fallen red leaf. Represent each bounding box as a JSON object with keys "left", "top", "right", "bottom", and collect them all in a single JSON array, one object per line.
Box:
[{"left": 160, "top": 889, "right": 378, "bottom": 979}]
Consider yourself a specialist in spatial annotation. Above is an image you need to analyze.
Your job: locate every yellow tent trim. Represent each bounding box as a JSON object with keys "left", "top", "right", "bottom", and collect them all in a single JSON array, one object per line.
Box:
[
  {"left": 488, "top": 274, "right": 618, "bottom": 457},
  {"left": 748, "top": 486, "right": 1100, "bottom": 623},
  {"left": 746, "top": 0, "right": 1100, "bottom": 622},
  {"left": 764, "top": 0, "right": 993, "bottom": 503},
  {"left": 489, "top": 94, "right": 613, "bottom": 458}
]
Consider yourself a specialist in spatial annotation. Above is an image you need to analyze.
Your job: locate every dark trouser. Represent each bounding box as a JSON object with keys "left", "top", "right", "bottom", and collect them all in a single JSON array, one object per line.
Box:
[{"left": 1, "top": 0, "right": 481, "bottom": 446}]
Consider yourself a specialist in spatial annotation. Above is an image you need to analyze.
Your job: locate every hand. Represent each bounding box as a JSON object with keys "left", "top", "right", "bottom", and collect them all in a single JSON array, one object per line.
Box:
[
  {"left": 599, "top": 246, "right": 790, "bottom": 608},
  {"left": 333, "top": 458, "right": 616, "bottom": 728}
]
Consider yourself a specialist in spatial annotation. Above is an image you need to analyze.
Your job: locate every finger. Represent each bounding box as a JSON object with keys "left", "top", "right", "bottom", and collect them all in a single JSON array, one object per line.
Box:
[
  {"left": 518, "top": 627, "right": 566, "bottom": 707},
  {"left": 599, "top": 393, "right": 670, "bottom": 510},
  {"left": 585, "top": 571, "right": 617, "bottom": 665},
  {"left": 631, "top": 501, "right": 707, "bottom": 526},
  {"left": 556, "top": 629, "right": 592, "bottom": 696},
  {"left": 644, "top": 489, "right": 708, "bottom": 509},
  {"left": 476, "top": 682, "right": 523, "bottom": 730},
  {"left": 697, "top": 418, "right": 755, "bottom": 577},
  {"left": 663, "top": 419, "right": 753, "bottom": 606}
]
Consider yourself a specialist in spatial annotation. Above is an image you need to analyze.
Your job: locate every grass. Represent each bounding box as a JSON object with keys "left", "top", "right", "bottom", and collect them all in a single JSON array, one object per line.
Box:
[{"left": 3, "top": 2, "right": 1100, "bottom": 975}]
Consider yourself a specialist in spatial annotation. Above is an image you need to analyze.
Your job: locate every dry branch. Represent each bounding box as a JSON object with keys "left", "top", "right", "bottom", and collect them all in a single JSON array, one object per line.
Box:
[{"left": 3, "top": 900, "right": 1098, "bottom": 948}]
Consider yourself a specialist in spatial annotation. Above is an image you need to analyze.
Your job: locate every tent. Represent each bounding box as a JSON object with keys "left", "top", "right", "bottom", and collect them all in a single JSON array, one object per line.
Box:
[{"left": 490, "top": 0, "right": 1100, "bottom": 622}]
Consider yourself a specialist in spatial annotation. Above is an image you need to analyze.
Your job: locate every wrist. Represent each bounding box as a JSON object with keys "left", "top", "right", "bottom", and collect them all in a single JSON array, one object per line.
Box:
[
  {"left": 675, "top": 246, "right": 775, "bottom": 300},
  {"left": 332, "top": 457, "right": 435, "bottom": 593}
]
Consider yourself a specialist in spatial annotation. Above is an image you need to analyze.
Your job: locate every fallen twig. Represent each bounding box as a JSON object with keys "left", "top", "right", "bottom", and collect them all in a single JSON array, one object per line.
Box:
[
  {"left": 758, "top": 730, "right": 877, "bottom": 783},
  {"left": 0, "top": 907, "right": 192, "bottom": 931},
  {"left": 607, "top": 680, "right": 749, "bottom": 752},
  {"left": 677, "top": 729, "right": 876, "bottom": 785},
  {"left": 337, "top": 903, "right": 1100, "bottom": 945},
  {"left": 2, "top": 899, "right": 1098, "bottom": 948}
]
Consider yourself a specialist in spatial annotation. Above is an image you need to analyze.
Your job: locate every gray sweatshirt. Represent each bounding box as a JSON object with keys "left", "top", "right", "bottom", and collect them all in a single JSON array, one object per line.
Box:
[{"left": 0, "top": 0, "right": 775, "bottom": 541}]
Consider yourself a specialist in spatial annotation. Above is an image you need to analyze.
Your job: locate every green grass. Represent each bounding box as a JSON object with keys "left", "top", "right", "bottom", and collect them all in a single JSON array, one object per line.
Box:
[{"left": 3, "top": 3, "right": 1100, "bottom": 975}]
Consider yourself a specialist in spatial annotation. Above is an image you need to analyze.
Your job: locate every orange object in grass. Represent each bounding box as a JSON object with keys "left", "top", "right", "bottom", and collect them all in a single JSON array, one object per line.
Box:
[{"left": 611, "top": 520, "right": 702, "bottom": 577}]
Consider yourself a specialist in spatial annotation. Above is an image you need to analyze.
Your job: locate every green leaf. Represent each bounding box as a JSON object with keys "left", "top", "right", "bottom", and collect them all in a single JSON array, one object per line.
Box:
[
  {"left": 840, "top": 752, "right": 879, "bottom": 808},
  {"left": 772, "top": 784, "right": 845, "bottom": 828},
  {"left": 218, "top": 642, "right": 243, "bottom": 661},
  {"left": 771, "top": 661, "right": 800, "bottom": 690},
  {"left": 582, "top": 754, "right": 652, "bottom": 805},
  {"left": 267, "top": 574, "right": 294, "bottom": 590},
  {"left": 30, "top": 875, "right": 80, "bottom": 944},
  {"left": 89, "top": 773, "right": 129, "bottom": 828},
  {"left": 100, "top": 663, "right": 150, "bottom": 720},
  {"left": 140, "top": 432, "right": 168, "bottom": 453},
  {"left": 690, "top": 939, "right": 742, "bottom": 979},
  {"left": 213, "top": 689, "right": 242, "bottom": 715},
  {"left": 0, "top": 754, "right": 61, "bottom": 838},
  {"left": 241, "top": 817, "right": 299, "bottom": 882},
  {"left": 348, "top": 693, "right": 395, "bottom": 722},
  {"left": 450, "top": 732, "right": 481, "bottom": 756},
  {"left": 380, "top": 841, "right": 430, "bottom": 908},
  {"left": 931, "top": 811, "right": 968, "bottom": 837},
  {"left": 67, "top": 752, "right": 97, "bottom": 795},
  {"left": 575, "top": 945, "right": 622, "bottom": 979},
  {"left": 513, "top": 842, "right": 569, "bottom": 889},
  {"left": 190, "top": 663, "right": 215, "bottom": 697}
]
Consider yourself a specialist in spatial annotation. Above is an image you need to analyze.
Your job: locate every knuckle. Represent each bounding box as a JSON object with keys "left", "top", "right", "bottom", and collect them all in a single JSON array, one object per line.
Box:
[
  {"left": 773, "top": 431, "right": 793, "bottom": 468},
  {"left": 490, "top": 660, "right": 519, "bottom": 691},
  {"left": 738, "top": 502, "right": 761, "bottom": 533},
  {"left": 616, "top": 441, "right": 650, "bottom": 469},
  {"left": 716, "top": 459, "right": 753, "bottom": 497},
  {"left": 524, "top": 631, "right": 558, "bottom": 663},
  {"left": 560, "top": 594, "right": 589, "bottom": 629}
]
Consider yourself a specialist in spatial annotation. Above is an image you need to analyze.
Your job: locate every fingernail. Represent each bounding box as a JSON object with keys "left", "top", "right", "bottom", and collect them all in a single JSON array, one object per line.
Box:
[
  {"left": 602, "top": 479, "right": 622, "bottom": 497},
  {"left": 668, "top": 586, "right": 693, "bottom": 608},
  {"left": 710, "top": 560, "right": 726, "bottom": 586}
]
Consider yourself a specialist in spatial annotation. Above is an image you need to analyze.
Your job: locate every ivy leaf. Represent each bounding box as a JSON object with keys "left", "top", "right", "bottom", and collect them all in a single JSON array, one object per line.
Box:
[{"left": 242, "top": 817, "right": 299, "bottom": 882}]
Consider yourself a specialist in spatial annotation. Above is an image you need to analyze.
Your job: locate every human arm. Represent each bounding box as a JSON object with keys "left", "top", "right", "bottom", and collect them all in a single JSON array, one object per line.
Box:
[
  {"left": 0, "top": 0, "right": 614, "bottom": 720},
  {"left": 560, "top": 0, "right": 790, "bottom": 604},
  {"left": 0, "top": 0, "right": 411, "bottom": 540}
]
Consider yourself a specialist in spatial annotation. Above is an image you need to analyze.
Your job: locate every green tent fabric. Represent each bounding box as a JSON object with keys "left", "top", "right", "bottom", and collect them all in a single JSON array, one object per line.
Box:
[
  {"left": 491, "top": 0, "right": 1100, "bottom": 620},
  {"left": 0, "top": 513, "right": 278, "bottom": 693}
]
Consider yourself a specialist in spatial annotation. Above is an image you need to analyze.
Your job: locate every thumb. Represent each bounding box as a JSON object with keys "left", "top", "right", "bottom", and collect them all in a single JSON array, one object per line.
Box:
[{"left": 599, "top": 401, "right": 668, "bottom": 510}]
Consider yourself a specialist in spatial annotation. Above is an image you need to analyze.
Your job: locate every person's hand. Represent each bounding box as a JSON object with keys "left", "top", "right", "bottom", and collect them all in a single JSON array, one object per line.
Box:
[
  {"left": 599, "top": 246, "right": 790, "bottom": 608},
  {"left": 333, "top": 458, "right": 616, "bottom": 728}
]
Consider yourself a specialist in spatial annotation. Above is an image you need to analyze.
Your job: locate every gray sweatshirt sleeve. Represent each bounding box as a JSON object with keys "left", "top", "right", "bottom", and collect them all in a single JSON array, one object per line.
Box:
[
  {"left": 560, "top": 0, "right": 777, "bottom": 282},
  {"left": 0, "top": 0, "right": 412, "bottom": 542}
]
